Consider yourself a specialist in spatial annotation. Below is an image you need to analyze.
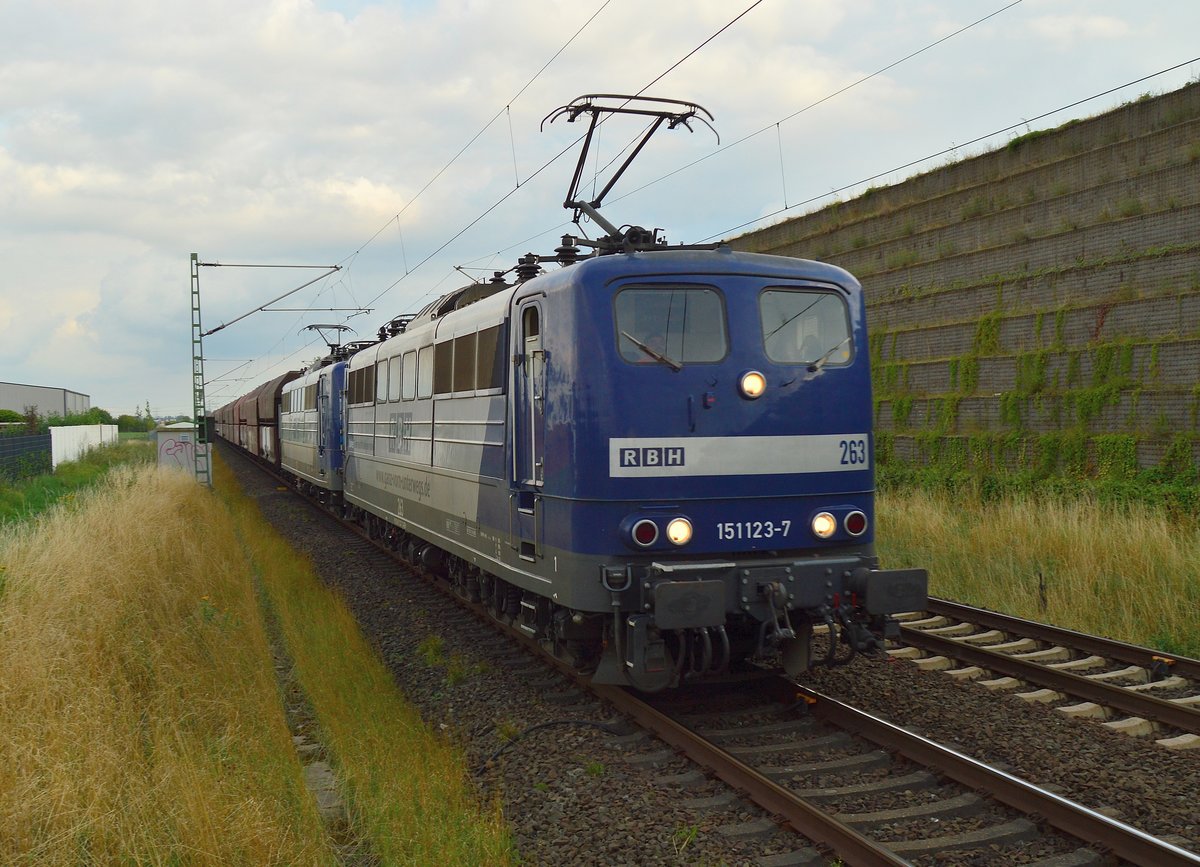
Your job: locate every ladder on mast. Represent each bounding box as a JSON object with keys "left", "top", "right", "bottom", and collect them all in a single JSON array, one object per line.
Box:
[{"left": 190, "top": 253, "right": 212, "bottom": 487}]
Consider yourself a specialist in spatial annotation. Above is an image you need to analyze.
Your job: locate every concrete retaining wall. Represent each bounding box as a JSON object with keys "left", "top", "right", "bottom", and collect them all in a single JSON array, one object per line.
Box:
[{"left": 732, "top": 82, "right": 1200, "bottom": 477}]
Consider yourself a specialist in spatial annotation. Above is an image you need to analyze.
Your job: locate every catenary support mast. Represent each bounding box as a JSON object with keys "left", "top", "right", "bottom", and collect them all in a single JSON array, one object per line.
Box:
[{"left": 190, "top": 253, "right": 212, "bottom": 486}]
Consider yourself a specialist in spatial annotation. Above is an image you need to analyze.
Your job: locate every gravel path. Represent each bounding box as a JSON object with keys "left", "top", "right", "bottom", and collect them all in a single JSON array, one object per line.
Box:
[{"left": 226, "top": 449, "right": 1200, "bottom": 865}]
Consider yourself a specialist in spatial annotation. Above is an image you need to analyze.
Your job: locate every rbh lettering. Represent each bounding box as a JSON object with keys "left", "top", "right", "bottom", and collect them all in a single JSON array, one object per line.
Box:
[{"left": 619, "top": 446, "right": 686, "bottom": 468}]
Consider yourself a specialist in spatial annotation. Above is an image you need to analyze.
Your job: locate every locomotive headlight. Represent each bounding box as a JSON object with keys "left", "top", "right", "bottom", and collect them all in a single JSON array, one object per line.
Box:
[
  {"left": 811, "top": 511, "right": 837, "bottom": 539},
  {"left": 665, "top": 517, "right": 693, "bottom": 546},
  {"left": 739, "top": 370, "right": 766, "bottom": 399}
]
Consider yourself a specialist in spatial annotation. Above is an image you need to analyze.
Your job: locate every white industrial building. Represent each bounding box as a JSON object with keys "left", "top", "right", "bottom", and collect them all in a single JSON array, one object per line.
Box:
[{"left": 0, "top": 381, "right": 91, "bottom": 417}]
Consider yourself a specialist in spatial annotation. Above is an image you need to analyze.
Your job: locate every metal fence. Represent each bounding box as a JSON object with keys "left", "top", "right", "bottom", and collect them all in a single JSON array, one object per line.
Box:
[{"left": 0, "top": 432, "right": 52, "bottom": 482}]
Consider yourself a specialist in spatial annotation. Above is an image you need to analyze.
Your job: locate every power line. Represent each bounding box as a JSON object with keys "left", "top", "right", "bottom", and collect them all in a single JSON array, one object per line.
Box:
[
  {"left": 216, "top": 2, "right": 614, "bottom": 392},
  {"left": 472, "top": 0, "right": 1023, "bottom": 275},
  {"left": 364, "top": 0, "right": 771, "bottom": 317},
  {"left": 702, "top": 54, "right": 1200, "bottom": 242},
  {"left": 634, "top": 0, "right": 765, "bottom": 98},
  {"left": 609, "top": 0, "right": 1024, "bottom": 211},
  {"left": 338, "top": 0, "right": 614, "bottom": 266}
]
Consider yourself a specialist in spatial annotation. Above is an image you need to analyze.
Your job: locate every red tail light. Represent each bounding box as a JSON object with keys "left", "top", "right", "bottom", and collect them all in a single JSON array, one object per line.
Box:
[
  {"left": 845, "top": 510, "right": 868, "bottom": 536},
  {"left": 632, "top": 519, "right": 659, "bottom": 547}
]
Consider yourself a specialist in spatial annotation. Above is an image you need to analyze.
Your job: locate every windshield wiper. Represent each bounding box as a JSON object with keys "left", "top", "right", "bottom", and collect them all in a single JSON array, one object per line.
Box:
[
  {"left": 621, "top": 331, "right": 682, "bottom": 372},
  {"left": 807, "top": 337, "right": 851, "bottom": 372}
]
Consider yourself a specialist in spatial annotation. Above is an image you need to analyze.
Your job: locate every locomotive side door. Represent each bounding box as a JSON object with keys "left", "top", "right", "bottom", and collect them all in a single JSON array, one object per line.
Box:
[
  {"left": 511, "top": 301, "right": 545, "bottom": 560},
  {"left": 514, "top": 302, "right": 545, "bottom": 487},
  {"left": 317, "top": 374, "right": 330, "bottom": 477}
]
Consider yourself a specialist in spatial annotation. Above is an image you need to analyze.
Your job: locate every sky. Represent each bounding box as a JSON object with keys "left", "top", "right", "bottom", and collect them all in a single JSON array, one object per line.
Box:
[{"left": 1, "top": 0, "right": 1197, "bottom": 417}]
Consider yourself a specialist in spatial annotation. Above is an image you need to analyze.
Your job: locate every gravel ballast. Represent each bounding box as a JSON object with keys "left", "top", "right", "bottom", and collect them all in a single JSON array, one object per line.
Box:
[{"left": 225, "top": 449, "right": 1200, "bottom": 864}]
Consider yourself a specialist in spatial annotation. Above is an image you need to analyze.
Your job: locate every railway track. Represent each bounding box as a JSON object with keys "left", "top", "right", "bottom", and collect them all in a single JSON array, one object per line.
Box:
[
  {"left": 472, "top": 607, "right": 1200, "bottom": 864},
  {"left": 626, "top": 679, "right": 1200, "bottom": 866},
  {"left": 892, "top": 599, "right": 1200, "bottom": 749},
  {"left": 224, "top": 447, "right": 1200, "bottom": 864}
]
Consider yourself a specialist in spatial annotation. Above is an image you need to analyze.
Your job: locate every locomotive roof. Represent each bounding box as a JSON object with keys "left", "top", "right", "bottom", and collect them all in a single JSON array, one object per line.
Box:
[{"left": 564, "top": 247, "right": 861, "bottom": 292}]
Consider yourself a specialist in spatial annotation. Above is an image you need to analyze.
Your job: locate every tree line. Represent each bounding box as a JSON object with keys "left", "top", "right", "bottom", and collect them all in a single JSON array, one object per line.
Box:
[{"left": 0, "top": 403, "right": 191, "bottom": 436}]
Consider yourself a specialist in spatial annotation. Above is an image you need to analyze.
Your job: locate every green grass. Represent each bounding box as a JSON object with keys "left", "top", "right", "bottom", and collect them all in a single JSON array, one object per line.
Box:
[
  {"left": 0, "top": 441, "right": 155, "bottom": 523},
  {"left": 213, "top": 453, "right": 514, "bottom": 864},
  {"left": 876, "top": 487, "right": 1200, "bottom": 658}
]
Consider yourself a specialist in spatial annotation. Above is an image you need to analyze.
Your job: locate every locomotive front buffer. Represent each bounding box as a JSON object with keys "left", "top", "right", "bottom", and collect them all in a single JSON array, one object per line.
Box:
[{"left": 596, "top": 558, "right": 928, "bottom": 691}]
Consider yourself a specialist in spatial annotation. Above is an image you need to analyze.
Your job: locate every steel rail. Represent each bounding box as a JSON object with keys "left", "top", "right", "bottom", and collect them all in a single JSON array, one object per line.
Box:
[
  {"left": 446, "top": 596, "right": 908, "bottom": 865},
  {"left": 788, "top": 683, "right": 1200, "bottom": 867},
  {"left": 926, "top": 597, "right": 1200, "bottom": 679},
  {"left": 587, "top": 682, "right": 910, "bottom": 867},
  {"left": 900, "top": 626, "right": 1200, "bottom": 733}
]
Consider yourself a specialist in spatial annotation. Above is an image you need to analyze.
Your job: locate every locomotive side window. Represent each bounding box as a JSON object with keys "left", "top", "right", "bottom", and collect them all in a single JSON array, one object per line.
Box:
[
  {"left": 759, "top": 289, "right": 853, "bottom": 366},
  {"left": 347, "top": 365, "right": 375, "bottom": 405},
  {"left": 614, "top": 286, "right": 727, "bottom": 365},
  {"left": 433, "top": 341, "right": 453, "bottom": 395},
  {"left": 402, "top": 350, "right": 417, "bottom": 400},
  {"left": 476, "top": 324, "right": 505, "bottom": 391},
  {"left": 453, "top": 333, "right": 477, "bottom": 393},
  {"left": 417, "top": 345, "right": 434, "bottom": 399},
  {"left": 376, "top": 360, "right": 388, "bottom": 404},
  {"left": 388, "top": 356, "right": 402, "bottom": 402}
]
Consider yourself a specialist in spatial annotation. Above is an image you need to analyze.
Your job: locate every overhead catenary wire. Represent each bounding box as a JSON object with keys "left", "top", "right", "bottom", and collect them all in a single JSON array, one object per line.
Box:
[
  {"left": 465, "top": 0, "right": 1026, "bottom": 271},
  {"left": 337, "top": 0, "right": 615, "bottom": 268},
  {"left": 364, "top": 0, "right": 771, "bottom": 317},
  {"left": 607, "top": 0, "right": 1025, "bottom": 212},
  {"left": 211, "top": 1, "right": 616, "bottom": 394}
]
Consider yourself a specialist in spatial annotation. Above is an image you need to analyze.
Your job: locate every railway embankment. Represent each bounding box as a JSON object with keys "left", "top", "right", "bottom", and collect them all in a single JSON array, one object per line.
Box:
[{"left": 0, "top": 458, "right": 511, "bottom": 865}]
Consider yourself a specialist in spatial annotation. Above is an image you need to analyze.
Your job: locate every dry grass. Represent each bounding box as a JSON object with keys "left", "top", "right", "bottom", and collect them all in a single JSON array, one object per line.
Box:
[
  {"left": 213, "top": 453, "right": 514, "bottom": 865},
  {"left": 0, "top": 464, "right": 332, "bottom": 865},
  {"left": 876, "top": 488, "right": 1200, "bottom": 657}
]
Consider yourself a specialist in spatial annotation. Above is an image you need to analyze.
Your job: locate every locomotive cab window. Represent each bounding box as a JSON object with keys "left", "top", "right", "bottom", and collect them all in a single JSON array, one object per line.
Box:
[
  {"left": 614, "top": 286, "right": 727, "bottom": 365},
  {"left": 759, "top": 288, "right": 853, "bottom": 366}
]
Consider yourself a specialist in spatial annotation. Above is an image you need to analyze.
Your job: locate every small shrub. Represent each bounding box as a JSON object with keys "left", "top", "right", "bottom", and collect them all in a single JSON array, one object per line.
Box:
[
  {"left": 1116, "top": 197, "right": 1145, "bottom": 218},
  {"left": 417, "top": 635, "right": 445, "bottom": 666},
  {"left": 672, "top": 825, "right": 699, "bottom": 856}
]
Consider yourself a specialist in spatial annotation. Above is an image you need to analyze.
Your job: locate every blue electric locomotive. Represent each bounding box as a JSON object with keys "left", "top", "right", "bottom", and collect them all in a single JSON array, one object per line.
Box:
[
  {"left": 217, "top": 95, "right": 927, "bottom": 690},
  {"left": 327, "top": 243, "right": 924, "bottom": 690},
  {"left": 280, "top": 357, "right": 347, "bottom": 503}
]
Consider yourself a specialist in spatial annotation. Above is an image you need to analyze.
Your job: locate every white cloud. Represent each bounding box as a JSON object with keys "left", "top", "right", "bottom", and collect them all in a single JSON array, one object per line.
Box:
[
  {"left": 1028, "top": 13, "right": 1129, "bottom": 47},
  {"left": 0, "top": 0, "right": 1197, "bottom": 415}
]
